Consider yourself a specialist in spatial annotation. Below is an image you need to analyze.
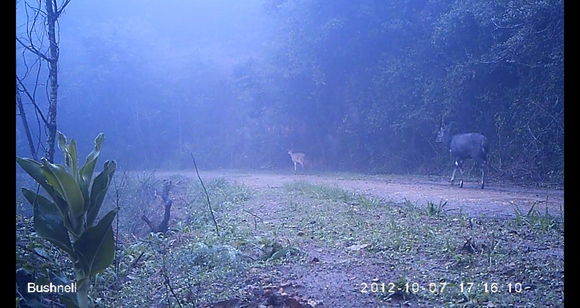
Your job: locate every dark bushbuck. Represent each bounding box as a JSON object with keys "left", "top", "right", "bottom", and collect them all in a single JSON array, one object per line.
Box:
[{"left": 436, "top": 122, "right": 489, "bottom": 189}]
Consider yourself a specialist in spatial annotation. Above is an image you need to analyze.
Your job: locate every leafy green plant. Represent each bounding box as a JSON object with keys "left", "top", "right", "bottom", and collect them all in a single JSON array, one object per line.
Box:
[{"left": 16, "top": 132, "right": 117, "bottom": 308}]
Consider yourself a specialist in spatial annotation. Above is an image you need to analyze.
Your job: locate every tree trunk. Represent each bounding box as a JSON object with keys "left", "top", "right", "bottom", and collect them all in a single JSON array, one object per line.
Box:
[{"left": 44, "top": 0, "right": 59, "bottom": 163}]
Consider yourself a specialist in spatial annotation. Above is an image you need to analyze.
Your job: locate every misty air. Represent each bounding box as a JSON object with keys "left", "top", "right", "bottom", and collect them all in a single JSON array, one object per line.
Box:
[{"left": 16, "top": 1, "right": 564, "bottom": 307}]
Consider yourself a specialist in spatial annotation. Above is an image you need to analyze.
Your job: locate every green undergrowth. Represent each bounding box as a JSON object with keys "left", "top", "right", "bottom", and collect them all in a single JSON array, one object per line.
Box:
[
  {"left": 17, "top": 175, "right": 302, "bottom": 307},
  {"left": 17, "top": 175, "right": 563, "bottom": 307},
  {"left": 97, "top": 176, "right": 303, "bottom": 307}
]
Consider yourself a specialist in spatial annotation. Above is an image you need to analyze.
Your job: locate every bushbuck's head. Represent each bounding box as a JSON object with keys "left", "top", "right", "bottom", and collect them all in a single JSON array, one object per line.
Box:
[{"left": 436, "top": 121, "right": 454, "bottom": 144}]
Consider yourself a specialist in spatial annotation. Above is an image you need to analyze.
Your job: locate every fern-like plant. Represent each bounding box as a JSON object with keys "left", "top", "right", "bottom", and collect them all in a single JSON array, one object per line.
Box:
[{"left": 16, "top": 132, "right": 117, "bottom": 308}]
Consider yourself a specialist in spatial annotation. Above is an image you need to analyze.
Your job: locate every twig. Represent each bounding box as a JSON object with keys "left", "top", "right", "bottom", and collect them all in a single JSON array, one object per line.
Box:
[
  {"left": 55, "top": 0, "right": 72, "bottom": 18},
  {"left": 141, "top": 215, "right": 156, "bottom": 232},
  {"left": 111, "top": 251, "right": 148, "bottom": 290},
  {"left": 113, "top": 171, "right": 127, "bottom": 276},
  {"left": 16, "top": 75, "right": 49, "bottom": 126},
  {"left": 190, "top": 153, "right": 220, "bottom": 236},
  {"left": 123, "top": 251, "right": 146, "bottom": 278},
  {"left": 242, "top": 209, "right": 262, "bottom": 221},
  {"left": 242, "top": 209, "right": 263, "bottom": 230},
  {"left": 161, "top": 254, "right": 184, "bottom": 308},
  {"left": 16, "top": 37, "right": 51, "bottom": 62}
]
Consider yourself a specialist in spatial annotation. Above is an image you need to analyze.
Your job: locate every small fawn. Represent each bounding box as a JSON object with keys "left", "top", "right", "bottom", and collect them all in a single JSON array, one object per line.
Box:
[{"left": 287, "top": 150, "right": 305, "bottom": 174}]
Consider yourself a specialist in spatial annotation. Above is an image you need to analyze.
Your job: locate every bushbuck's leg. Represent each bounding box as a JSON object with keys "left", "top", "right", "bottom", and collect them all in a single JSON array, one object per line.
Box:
[
  {"left": 293, "top": 162, "right": 297, "bottom": 174},
  {"left": 480, "top": 160, "right": 486, "bottom": 189},
  {"left": 450, "top": 160, "right": 460, "bottom": 185},
  {"left": 456, "top": 160, "right": 464, "bottom": 188},
  {"left": 450, "top": 167, "right": 457, "bottom": 185}
]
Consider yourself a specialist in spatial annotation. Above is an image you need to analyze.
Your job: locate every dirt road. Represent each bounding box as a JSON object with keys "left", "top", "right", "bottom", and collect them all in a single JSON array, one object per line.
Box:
[{"left": 160, "top": 170, "right": 564, "bottom": 219}]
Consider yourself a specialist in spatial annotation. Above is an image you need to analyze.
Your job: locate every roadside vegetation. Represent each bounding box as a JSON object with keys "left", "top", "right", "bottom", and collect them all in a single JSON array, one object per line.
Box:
[{"left": 16, "top": 174, "right": 563, "bottom": 307}]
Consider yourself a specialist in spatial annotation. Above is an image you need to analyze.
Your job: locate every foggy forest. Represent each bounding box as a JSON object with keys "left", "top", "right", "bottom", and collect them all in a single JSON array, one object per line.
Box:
[{"left": 16, "top": 0, "right": 564, "bottom": 307}]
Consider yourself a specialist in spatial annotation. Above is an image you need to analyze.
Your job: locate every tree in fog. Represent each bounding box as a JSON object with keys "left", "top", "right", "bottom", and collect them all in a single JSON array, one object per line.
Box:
[{"left": 16, "top": 0, "right": 73, "bottom": 162}]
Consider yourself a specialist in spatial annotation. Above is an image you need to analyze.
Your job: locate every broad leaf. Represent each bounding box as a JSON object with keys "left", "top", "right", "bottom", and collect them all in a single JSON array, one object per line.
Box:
[
  {"left": 79, "top": 133, "right": 104, "bottom": 204},
  {"left": 80, "top": 134, "right": 104, "bottom": 186},
  {"left": 22, "top": 188, "right": 72, "bottom": 255},
  {"left": 42, "top": 160, "right": 85, "bottom": 221},
  {"left": 67, "top": 139, "right": 79, "bottom": 179},
  {"left": 49, "top": 271, "right": 78, "bottom": 308},
  {"left": 73, "top": 209, "right": 117, "bottom": 276},
  {"left": 57, "top": 132, "right": 67, "bottom": 156},
  {"left": 17, "top": 157, "right": 70, "bottom": 217},
  {"left": 17, "top": 157, "right": 58, "bottom": 200},
  {"left": 87, "top": 160, "right": 116, "bottom": 226},
  {"left": 58, "top": 132, "right": 79, "bottom": 181}
]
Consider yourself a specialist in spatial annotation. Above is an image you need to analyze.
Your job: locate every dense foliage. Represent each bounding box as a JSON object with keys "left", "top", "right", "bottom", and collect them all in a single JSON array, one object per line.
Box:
[{"left": 260, "top": 0, "right": 563, "bottom": 182}]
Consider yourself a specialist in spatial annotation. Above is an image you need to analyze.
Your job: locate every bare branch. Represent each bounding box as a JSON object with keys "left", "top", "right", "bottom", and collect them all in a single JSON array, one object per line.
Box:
[
  {"left": 24, "top": 0, "right": 46, "bottom": 53},
  {"left": 16, "top": 88, "right": 39, "bottom": 160},
  {"left": 16, "top": 75, "right": 49, "bottom": 126},
  {"left": 190, "top": 153, "right": 220, "bottom": 236},
  {"left": 16, "top": 37, "right": 50, "bottom": 62},
  {"left": 52, "top": 0, "right": 58, "bottom": 13},
  {"left": 32, "top": 53, "right": 43, "bottom": 99},
  {"left": 56, "top": 0, "right": 72, "bottom": 18}
]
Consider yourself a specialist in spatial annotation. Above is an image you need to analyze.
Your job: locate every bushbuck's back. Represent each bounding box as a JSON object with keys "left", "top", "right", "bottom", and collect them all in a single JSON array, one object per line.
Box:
[{"left": 449, "top": 133, "right": 488, "bottom": 162}]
